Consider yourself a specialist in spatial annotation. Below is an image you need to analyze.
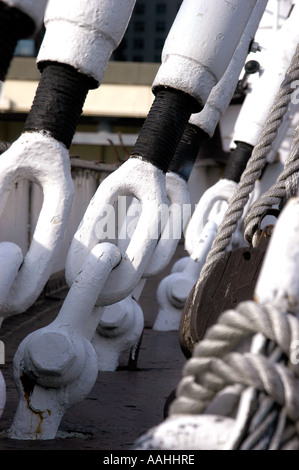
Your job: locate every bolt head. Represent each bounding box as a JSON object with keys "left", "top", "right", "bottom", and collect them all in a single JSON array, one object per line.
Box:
[
  {"left": 168, "top": 278, "right": 192, "bottom": 308},
  {"left": 24, "top": 330, "right": 77, "bottom": 386},
  {"left": 250, "top": 41, "right": 261, "bottom": 53}
]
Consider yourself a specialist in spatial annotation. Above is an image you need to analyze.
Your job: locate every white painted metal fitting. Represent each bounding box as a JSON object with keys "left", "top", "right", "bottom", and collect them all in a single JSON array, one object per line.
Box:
[
  {"left": 189, "top": 0, "right": 268, "bottom": 138},
  {"left": 171, "top": 256, "right": 190, "bottom": 274},
  {"left": 0, "top": 314, "right": 5, "bottom": 419},
  {"left": 249, "top": 40, "right": 262, "bottom": 53},
  {"left": 89, "top": 171, "right": 188, "bottom": 368},
  {"left": 143, "top": 171, "right": 190, "bottom": 278},
  {"left": 153, "top": 0, "right": 258, "bottom": 105},
  {"left": 232, "top": 1, "right": 299, "bottom": 147},
  {"left": 153, "top": 220, "right": 218, "bottom": 331},
  {"left": 0, "top": 370, "right": 5, "bottom": 419},
  {"left": 3, "top": 0, "right": 48, "bottom": 31},
  {"left": 37, "top": 0, "right": 136, "bottom": 86},
  {"left": 0, "top": 242, "right": 23, "bottom": 310},
  {"left": 23, "top": 330, "right": 79, "bottom": 387},
  {"left": 117, "top": 170, "right": 190, "bottom": 279},
  {"left": 0, "top": 132, "right": 74, "bottom": 316},
  {"left": 184, "top": 178, "right": 236, "bottom": 255},
  {"left": 91, "top": 297, "right": 144, "bottom": 371},
  {"left": 154, "top": 172, "right": 260, "bottom": 330},
  {"left": 11, "top": 341, "right": 98, "bottom": 439},
  {"left": 10, "top": 243, "right": 121, "bottom": 439},
  {"left": 154, "top": 178, "right": 237, "bottom": 331},
  {"left": 255, "top": 197, "right": 299, "bottom": 312},
  {"left": 66, "top": 157, "right": 168, "bottom": 306}
]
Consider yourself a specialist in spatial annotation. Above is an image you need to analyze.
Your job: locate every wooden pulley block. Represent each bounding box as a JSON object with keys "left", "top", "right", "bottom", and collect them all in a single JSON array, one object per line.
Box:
[{"left": 179, "top": 225, "right": 273, "bottom": 358}]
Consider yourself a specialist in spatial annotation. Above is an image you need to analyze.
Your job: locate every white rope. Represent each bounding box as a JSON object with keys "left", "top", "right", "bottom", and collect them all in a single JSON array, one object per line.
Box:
[{"left": 170, "top": 300, "right": 299, "bottom": 448}]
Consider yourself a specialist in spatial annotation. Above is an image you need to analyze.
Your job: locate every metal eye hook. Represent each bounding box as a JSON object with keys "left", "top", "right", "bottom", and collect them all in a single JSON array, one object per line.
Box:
[
  {"left": 0, "top": 133, "right": 74, "bottom": 316},
  {"left": 65, "top": 157, "right": 168, "bottom": 306}
]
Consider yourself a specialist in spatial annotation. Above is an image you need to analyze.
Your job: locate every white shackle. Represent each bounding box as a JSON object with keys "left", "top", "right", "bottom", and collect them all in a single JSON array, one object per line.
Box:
[
  {"left": 154, "top": 207, "right": 224, "bottom": 331},
  {"left": 117, "top": 171, "right": 191, "bottom": 279},
  {"left": 0, "top": 370, "right": 5, "bottom": 419},
  {"left": 37, "top": 0, "right": 136, "bottom": 86},
  {"left": 66, "top": 158, "right": 168, "bottom": 306},
  {"left": 0, "top": 242, "right": 23, "bottom": 312},
  {"left": 0, "top": 133, "right": 74, "bottom": 316},
  {"left": 49, "top": 243, "right": 121, "bottom": 339},
  {"left": 184, "top": 179, "right": 236, "bottom": 255},
  {"left": 10, "top": 243, "right": 121, "bottom": 439},
  {"left": 153, "top": 0, "right": 258, "bottom": 105},
  {"left": 90, "top": 171, "right": 190, "bottom": 368},
  {"left": 91, "top": 297, "right": 144, "bottom": 371},
  {"left": 143, "top": 171, "right": 190, "bottom": 278},
  {"left": 89, "top": 171, "right": 190, "bottom": 370}
]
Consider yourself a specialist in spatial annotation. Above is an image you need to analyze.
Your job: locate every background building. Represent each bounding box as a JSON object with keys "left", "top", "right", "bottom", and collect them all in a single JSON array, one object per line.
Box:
[
  {"left": 112, "top": 0, "right": 183, "bottom": 63},
  {"left": 14, "top": 0, "right": 183, "bottom": 64},
  {"left": 1, "top": 0, "right": 184, "bottom": 165}
]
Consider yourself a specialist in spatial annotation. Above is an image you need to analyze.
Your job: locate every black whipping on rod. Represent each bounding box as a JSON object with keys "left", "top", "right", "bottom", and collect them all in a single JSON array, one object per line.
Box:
[
  {"left": 169, "top": 123, "right": 208, "bottom": 182},
  {"left": 222, "top": 140, "right": 254, "bottom": 183},
  {"left": 24, "top": 61, "right": 97, "bottom": 149},
  {"left": 0, "top": 1, "right": 35, "bottom": 82},
  {"left": 130, "top": 87, "right": 201, "bottom": 173}
]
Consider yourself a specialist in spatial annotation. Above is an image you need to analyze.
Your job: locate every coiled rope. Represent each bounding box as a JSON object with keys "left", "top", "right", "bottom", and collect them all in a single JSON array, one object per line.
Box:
[{"left": 170, "top": 300, "right": 299, "bottom": 449}]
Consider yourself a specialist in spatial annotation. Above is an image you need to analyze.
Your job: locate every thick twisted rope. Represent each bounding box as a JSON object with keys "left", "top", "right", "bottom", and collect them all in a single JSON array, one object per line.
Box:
[
  {"left": 198, "top": 43, "right": 299, "bottom": 283},
  {"left": 170, "top": 301, "right": 299, "bottom": 430},
  {"left": 244, "top": 121, "right": 299, "bottom": 246}
]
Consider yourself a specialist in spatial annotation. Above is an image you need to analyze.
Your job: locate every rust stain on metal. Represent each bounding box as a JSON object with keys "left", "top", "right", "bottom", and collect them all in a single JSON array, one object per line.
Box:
[{"left": 20, "top": 371, "right": 51, "bottom": 438}]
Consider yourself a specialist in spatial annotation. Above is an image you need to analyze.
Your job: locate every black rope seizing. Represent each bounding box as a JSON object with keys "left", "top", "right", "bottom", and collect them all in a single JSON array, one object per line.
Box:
[
  {"left": 169, "top": 123, "right": 207, "bottom": 181},
  {"left": 222, "top": 140, "right": 254, "bottom": 183},
  {"left": 131, "top": 87, "right": 201, "bottom": 172},
  {"left": 24, "top": 62, "right": 97, "bottom": 149}
]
